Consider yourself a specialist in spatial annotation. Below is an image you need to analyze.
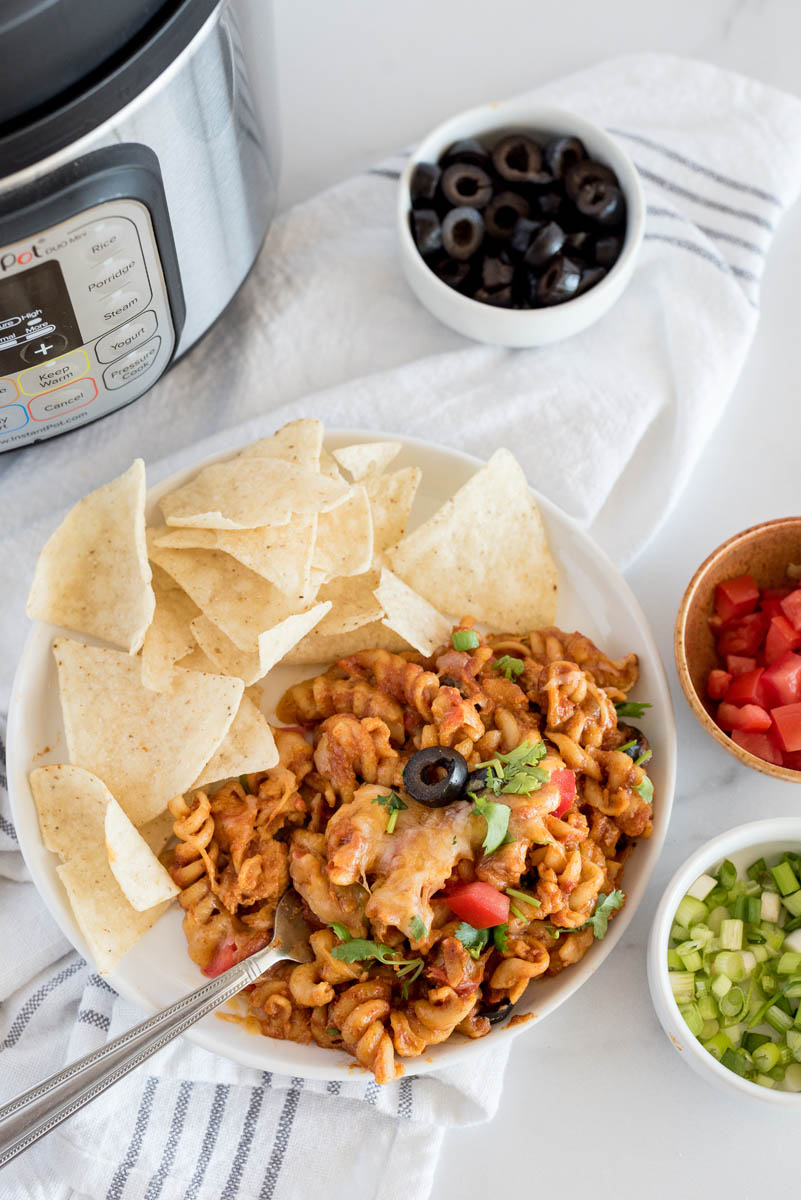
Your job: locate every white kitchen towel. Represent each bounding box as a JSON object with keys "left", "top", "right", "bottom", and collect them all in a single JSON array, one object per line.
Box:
[{"left": 2, "top": 52, "right": 801, "bottom": 1200}]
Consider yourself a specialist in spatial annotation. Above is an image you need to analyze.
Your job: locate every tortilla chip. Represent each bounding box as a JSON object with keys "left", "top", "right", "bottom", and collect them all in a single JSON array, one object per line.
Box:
[
  {"left": 388, "top": 448, "right": 558, "bottom": 630},
  {"left": 149, "top": 543, "right": 306, "bottom": 651},
  {"left": 54, "top": 637, "right": 243, "bottom": 825},
  {"left": 313, "top": 570, "right": 384, "bottom": 636},
  {"left": 190, "top": 601, "right": 332, "bottom": 686},
  {"left": 29, "top": 763, "right": 169, "bottom": 972},
  {"left": 105, "top": 795, "right": 179, "bottom": 910},
  {"left": 238, "top": 418, "right": 324, "bottom": 469},
  {"left": 374, "top": 567, "right": 451, "bottom": 656},
  {"left": 193, "top": 694, "right": 279, "bottom": 788},
  {"left": 159, "top": 458, "right": 347, "bottom": 530},
  {"left": 138, "top": 809, "right": 176, "bottom": 855},
  {"left": 141, "top": 565, "right": 201, "bottom": 692},
  {"left": 152, "top": 514, "right": 316, "bottom": 597},
  {"left": 312, "top": 486, "right": 374, "bottom": 577},
  {"left": 365, "top": 467, "right": 421, "bottom": 560},
  {"left": 318, "top": 447, "right": 344, "bottom": 480},
  {"left": 26, "top": 459, "right": 154, "bottom": 653},
  {"left": 332, "top": 441, "right": 402, "bottom": 480},
  {"left": 283, "top": 619, "right": 409, "bottom": 666}
]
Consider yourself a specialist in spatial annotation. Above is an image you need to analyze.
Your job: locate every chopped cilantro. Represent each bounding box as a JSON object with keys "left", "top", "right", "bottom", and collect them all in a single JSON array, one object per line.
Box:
[
  {"left": 331, "top": 922, "right": 352, "bottom": 943},
  {"left": 614, "top": 700, "right": 652, "bottom": 720},
  {"left": 409, "top": 915, "right": 428, "bottom": 941},
  {"left": 371, "top": 791, "right": 408, "bottom": 833},
  {"left": 505, "top": 887, "right": 541, "bottom": 910},
  {"left": 454, "top": 922, "right": 490, "bottom": 959},
  {"left": 238, "top": 774, "right": 251, "bottom": 794},
  {"left": 493, "top": 923, "right": 509, "bottom": 954},
  {"left": 471, "top": 793, "right": 511, "bottom": 855},
  {"left": 477, "top": 739, "right": 548, "bottom": 797},
  {"left": 617, "top": 739, "right": 637, "bottom": 754},
  {"left": 327, "top": 1027, "right": 340, "bottom": 1037},
  {"left": 493, "top": 655, "right": 524, "bottom": 680},
  {"left": 634, "top": 775, "right": 654, "bottom": 805},
  {"left": 452, "top": 629, "right": 480, "bottom": 651},
  {"left": 584, "top": 890, "right": 624, "bottom": 939},
  {"left": 634, "top": 748, "right": 652, "bottom": 767},
  {"left": 330, "top": 935, "right": 424, "bottom": 981}
]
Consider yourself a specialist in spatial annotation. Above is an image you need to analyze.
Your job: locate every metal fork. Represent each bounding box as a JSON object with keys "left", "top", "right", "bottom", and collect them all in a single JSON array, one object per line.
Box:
[{"left": 0, "top": 889, "right": 313, "bottom": 1169}]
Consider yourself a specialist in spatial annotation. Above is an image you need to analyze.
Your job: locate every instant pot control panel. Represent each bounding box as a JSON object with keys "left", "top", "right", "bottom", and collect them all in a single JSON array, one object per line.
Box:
[{"left": 0, "top": 146, "right": 185, "bottom": 450}]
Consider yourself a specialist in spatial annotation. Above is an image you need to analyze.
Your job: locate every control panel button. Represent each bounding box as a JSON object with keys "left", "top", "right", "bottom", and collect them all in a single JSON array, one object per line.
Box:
[
  {"left": 82, "top": 219, "right": 137, "bottom": 264},
  {"left": 19, "top": 349, "right": 90, "bottom": 396},
  {"left": 28, "top": 378, "right": 97, "bottom": 421},
  {"left": 95, "top": 310, "right": 158, "bottom": 363},
  {"left": 19, "top": 332, "right": 69, "bottom": 365},
  {"left": 103, "top": 336, "right": 161, "bottom": 389},
  {"left": 0, "top": 404, "right": 28, "bottom": 433},
  {"left": 87, "top": 255, "right": 140, "bottom": 297},
  {"left": 0, "top": 379, "right": 18, "bottom": 404},
  {"left": 98, "top": 288, "right": 146, "bottom": 326}
]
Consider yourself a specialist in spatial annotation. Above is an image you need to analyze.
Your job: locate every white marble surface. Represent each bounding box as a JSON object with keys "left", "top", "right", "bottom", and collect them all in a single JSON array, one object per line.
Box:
[{"left": 270, "top": 1, "right": 801, "bottom": 1196}]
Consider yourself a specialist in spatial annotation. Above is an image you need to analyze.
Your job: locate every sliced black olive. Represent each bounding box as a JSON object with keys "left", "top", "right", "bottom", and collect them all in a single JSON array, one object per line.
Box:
[
  {"left": 564, "top": 230, "right": 591, "bottom": 258},
  {"left": 576, "top": 180, "right": 624, "bottom": 227},
  {"left": 403, "top": 746, "right": 469, "bottom": 807},
  {"left": 441, "top": 207, "right": 484, "bottom": 260},
  {"left": 564, "top": 159, "right": 617, "bottom": 202},
  {"left": 536, "top": 254, "right": 582, "bottom": 305},
  {"left": 441, "top": 163, "right": 493, "bottom": 209},
  {"left": 617, "top": 724, "right": 650, "bottom": 762},
  {"left": 524, "top": 220, "right": 565, "bottom": 270},
  {"left": 482, "top": 256, "right": 515, "bottom": 290},
  {"left": 465, "top": 767, "right": 490, "bottom": 794},
  {"left": 595, "top": 235, "right": 622, "bottom": 266},
  {"left": 473, "top": 285, "right": 513, "bottom": 307},
  {"left": 480, "top": 998, "right": 514, "bottom": 1025},
  {"left": 492, "top": 135, "right": 551, "bottom": 184},
  {"left": 544, "top": 135, "right": 587, "bottom": 179},
  {"left": 509, "top": 217, "right": 541, "bottom": 257},
  {"left": 484, "top": 191, "right": 530, "bottom": 239},
  {"left": 575, "top": 266, "right": 606, "bottom": 296},
  {"left": 431, "top": 255, "right": 472, "bottom": 291},
  {"left": 440, "top": 137, "right": 492, "bottom": 171},
  {"left": 411, "top": 209, "right": 442, "bottom": 256},
  {"left": 537, "top": 191, "right": 563, "bottom": 219},
  {"left": 410, "top": 162, "right": 441, "bottom": 205}
]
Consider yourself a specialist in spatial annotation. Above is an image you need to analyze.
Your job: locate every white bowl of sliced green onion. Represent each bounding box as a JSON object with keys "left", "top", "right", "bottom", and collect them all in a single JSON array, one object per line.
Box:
[{"left": 648, "top": 819, "right": 801, "bottom": 1102}]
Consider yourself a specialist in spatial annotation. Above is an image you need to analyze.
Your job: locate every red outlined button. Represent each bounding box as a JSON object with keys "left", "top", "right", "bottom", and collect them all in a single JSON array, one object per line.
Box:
[{"left": 28, "top": 377, "right": 97, "bottom": 421}]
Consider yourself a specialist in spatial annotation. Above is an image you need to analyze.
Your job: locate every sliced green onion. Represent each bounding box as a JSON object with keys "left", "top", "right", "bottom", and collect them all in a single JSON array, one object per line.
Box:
[
  {"left": 698, "top": 993, "right": 718, "bottom": 1021},
  {"left": 667, "top": 948, "right": 683, "bottom": 971},
  {"left": 755, "top": 1073, "right": 777, "bottom": 1089},
  {"left": 719, "top": 986, "right": 746, "bottom": 1019},
  {"left": 766, "top": 1005, "right": 794, "bottom": 1035},
  {"left": 669, "top": 971, "right": 696, "bottom": 1005},
  {"left": 742, "top": 1031, "right": 773, "bottom": 1055},
  {"left": 675, "top": 895, "right": 708, "bottom": 929},
  {"left": 679, "top": 1002, "right": 704, "bottom": 1037},
  {"left": 721, "top": 919, "right": 744, "bottom": 951},
  {"left": 772, "top": 861, "right": 799, "bottom": 896},
  {"left": 777, "top": 951, "right": 801, "bottom": 976},
  {"left": 700, "top": 1018, "right": 720, "bottom": 1040},
  {"left": 721, "top": 1047, "right": 749, "bottom": 1076},
  {"left": 717, "top": 860, "right": 738, "bottom": 891},
  {"left": 747, "top": 857, "right": 768, "bottom": 882},
  {"left": 452, "top": 630, "right": 479, "bottom": 651},
  {"left": 505, "top": 887, "right": 541, "bottom": 909},
  {"left": 785, "top": 1063, "right": 801, "bottom": 1091},
  {"left": 713, "top": 951, "right": 746, "bottom": 982},
  {"left": 782, "top": 890, "right": 801, "bottom": 918},
  {"left": 760, "top": 892, "right": 782, "bottom": 923},
  {"left": 707, "top": 906, "right": 730, "bottom": 935},
  {"left": 712, "top": 973, "right": 732, "bottom": 1000},
  {"left": 687, "top": 873, "right": 718, "bottom": 902},
  {"left": 703, "top": 1031, "right": 733, "bottom": 1060},
  {"left": 752, "top": 1041, "right": 781, "bottom": 1071}
]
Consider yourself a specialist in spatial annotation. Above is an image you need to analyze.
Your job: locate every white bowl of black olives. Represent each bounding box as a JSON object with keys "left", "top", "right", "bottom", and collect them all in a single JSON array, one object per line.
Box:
[{"left": 398, "top": 100, "right": 645, "bottom": 347}]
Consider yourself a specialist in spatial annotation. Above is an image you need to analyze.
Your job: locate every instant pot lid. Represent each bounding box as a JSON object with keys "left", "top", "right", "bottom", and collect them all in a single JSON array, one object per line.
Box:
[{"left": 0, "top": 0, "right": 219, "bottom": 178}]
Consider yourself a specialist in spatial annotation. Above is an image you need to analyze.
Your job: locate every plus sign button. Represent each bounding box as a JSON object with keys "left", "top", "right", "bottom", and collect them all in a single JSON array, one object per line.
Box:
[{"left": 20, "top": 333, "right": 69, "bottom": 365}]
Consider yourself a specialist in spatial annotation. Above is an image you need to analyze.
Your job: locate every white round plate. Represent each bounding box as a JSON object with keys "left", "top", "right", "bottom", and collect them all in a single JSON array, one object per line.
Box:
[{"left": 8, "top": 430, "right": 676, "bottom": 1081}]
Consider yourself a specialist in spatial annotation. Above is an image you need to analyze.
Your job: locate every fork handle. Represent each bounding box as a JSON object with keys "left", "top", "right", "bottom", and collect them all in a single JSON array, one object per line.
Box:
[{"left": 0, "top": 945, "right": 282, "bottom": 1169}]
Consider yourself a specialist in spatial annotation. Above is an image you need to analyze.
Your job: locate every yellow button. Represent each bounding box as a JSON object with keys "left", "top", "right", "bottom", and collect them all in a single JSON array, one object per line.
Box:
[{"left": 19, "top": 349, "right": 90, "bottom": 396}]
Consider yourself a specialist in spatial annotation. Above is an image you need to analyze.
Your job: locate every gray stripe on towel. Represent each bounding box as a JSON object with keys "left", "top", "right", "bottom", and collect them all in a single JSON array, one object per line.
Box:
[
  {"left": 259, "top": 1077, "right": 304, "bottom": 1200},
  {"left": 106, "top": 1075, "right": 159, "bottom": 1200},
  {"left": 2, "top": 957, "right": 85, "bottom": 1050},
  {"left": 185, "top": 1083, "right": 230, "bottom": 1200}
]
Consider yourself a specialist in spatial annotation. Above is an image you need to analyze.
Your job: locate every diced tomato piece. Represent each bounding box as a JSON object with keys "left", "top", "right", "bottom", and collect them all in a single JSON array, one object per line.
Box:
[
  {"left": 446, "top": 881, "right": 510, "bottom": 929},
  {"left": 723, "top": 668, "right": 766, "bottom": 708},
  {"left": 707, "top": 669, "right": 732, "bottom": 700},
  {"left": 203, "top": 935, "right": 269, "bottom": 978},
  {"left": 716, "top": 612, "right": 769, "bottom": 658},
  {"left": 717, "top": 702, "right": 772, "bottom": 732},
  {"left": 732, "top": 729, "right": 784, "bottom": 767},
  {"left": 781, "top": 750, "right": 801, "bottom": 771},
  {"left": 761, "top": 652, "right": 801, "bottom": 707},
  {"left": 780, "top": 589, "right": 801, "bottom": 632},
  {"left": 708, "top": 614, "right": 724, "bottom": 634},
  {"left": 771, "top": 703, "right": 801, "bottom": 753},
  {"left": 761, "top": 587, "right": 793, "bottom": 620},
  {"left": 726, "top": 655, "right": 756, "bottom": 677},
  {"left": 765, "top": 614, "right": 801, "bottom": 664},
  {"left": 715, "top": 575, "right": 760, "bottom": 622},
  {"left": 550, "top": 768, "right": 576, "bottom": 817}
]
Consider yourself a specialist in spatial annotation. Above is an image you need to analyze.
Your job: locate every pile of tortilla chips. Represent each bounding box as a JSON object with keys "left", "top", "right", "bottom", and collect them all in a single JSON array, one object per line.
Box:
[{"left": 25, "top": 419, "right": 557, "bottom": 972}]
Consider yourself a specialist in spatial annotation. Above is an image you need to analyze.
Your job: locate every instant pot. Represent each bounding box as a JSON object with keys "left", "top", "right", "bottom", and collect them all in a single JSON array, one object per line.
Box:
[{"left": 0, "top": 0, "right": 277, "bottom": 451}]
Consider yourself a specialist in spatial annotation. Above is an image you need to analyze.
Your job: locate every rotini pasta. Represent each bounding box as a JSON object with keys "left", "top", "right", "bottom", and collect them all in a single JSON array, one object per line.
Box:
[{"left": 169, "top": 622, "right": 654, "bottom": 1080}]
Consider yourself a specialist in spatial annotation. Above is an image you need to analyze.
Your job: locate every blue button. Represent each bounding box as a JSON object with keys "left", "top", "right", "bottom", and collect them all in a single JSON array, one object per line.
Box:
[{"left": 0, "top": 404, "right": 28, "bottom": 433}]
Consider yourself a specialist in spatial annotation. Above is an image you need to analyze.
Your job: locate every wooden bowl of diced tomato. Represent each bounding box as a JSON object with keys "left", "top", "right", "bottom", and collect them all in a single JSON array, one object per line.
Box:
[{"left": 676, "top": 517, "right": 801, "bottom": 781}]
